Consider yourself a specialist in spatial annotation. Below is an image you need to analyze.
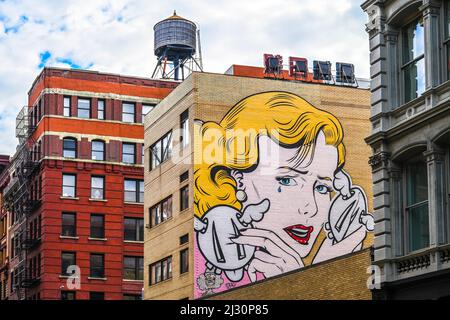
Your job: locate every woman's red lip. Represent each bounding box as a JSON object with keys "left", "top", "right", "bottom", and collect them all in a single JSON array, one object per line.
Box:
[{"left": 284, "top": 225, "right": 314, "bottom": 245}]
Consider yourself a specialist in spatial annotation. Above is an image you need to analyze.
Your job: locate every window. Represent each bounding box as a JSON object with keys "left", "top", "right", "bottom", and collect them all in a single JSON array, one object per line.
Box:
[
  {"left": 150, "top": 132, "right": 172, "bottom": 170},
  {"left": 404, "top": 158, "right": 429, "bottom": 252},
  {"left": 122, "top": 102, "right": 135, "bottom": 123},
  {"left": 124, "top": 256, "right": 143, "bottom": 280},
  {"left": 124, "top": 218, "right": 144, "bottom": 242},
  {"left": 402, "top": 17, "right": 425, "bottom": 103},
  {"left": 62, "top": 174, "right": 76, "bottom": 198},
  {"left": 123, "top": 294, "right": 141, "bottom": 300},
  {"left": 89, "top": 292, "right": 104, "bottom": 300},
  {"left": 61, "top": 212, "right": 76, "bottom": 237},
  {"left": 92, "top": 140, "right": 105, "bottom": 161},
  {"left": 90, "top": 254, "right": 105, "bottom": 278},
  {"left": 90, "top": 215, "right": 105, "bottom": 239},
  {"left": 180, "top": 249, "right": 189, "bottom": 274},
  {"left": 142, "top": 104, "right": 154, "bottom": 119},
  {"left": 180, "top": 234, "right": 189, "bottom": 245},
  {"left": 180, "top": 186, "right": 189, "bottom": 211},
  {"left": 150, "top": 197, "right": 172, "bottom": 227},
  {"left": 61, "top": 291, "right": 76, "bottom": 300},
  {"left": 124, "top": 179, "right": 144, "bottom": 203},
  {"left": 77, "top": 98, "right": 91, "bottom": 119},
  {"left": 180, "top": 171, "right": 189, "bottom": 183},
  {"left": 142, "top": 144, "right": 145, "bottom": 164},
  {"left": 63, "top": 138, "right": 77, "bottom": 158},
  {"left": 61, "top": 252, "right": 76, "bottom": 276},
  {"left": 180, "top": 110, "right": 190, "bottom": 148},
  {"left": 91, "top": 176, "right": 105, "bottom": 200},
  {"left": 122, "top": 143, "right": 136, "bottom": 164},
  {"left": 149, "top": 256, "right": 172, "bottom": 285},
  {"left": 98, "top": 100, "right": 105, "bottom": 120},
  {"left": 64, "top": 97, "right": 71, "bottom": 117}
]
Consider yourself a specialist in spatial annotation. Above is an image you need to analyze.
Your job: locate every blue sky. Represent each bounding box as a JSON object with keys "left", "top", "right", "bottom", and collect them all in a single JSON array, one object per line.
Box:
[{"left": 0, "top": 0, "right": 370, "bottom": 156}]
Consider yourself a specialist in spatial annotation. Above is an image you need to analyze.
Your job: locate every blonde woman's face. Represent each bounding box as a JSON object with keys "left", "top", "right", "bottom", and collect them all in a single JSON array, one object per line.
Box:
[{"left": 240, "top": 131, "right": 338, "bottom": 258}]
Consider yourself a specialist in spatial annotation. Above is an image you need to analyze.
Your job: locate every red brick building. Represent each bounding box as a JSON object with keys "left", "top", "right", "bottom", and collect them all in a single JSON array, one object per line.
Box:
[{"left": 2, "top": 68, "right": 177, "bottom": 300}]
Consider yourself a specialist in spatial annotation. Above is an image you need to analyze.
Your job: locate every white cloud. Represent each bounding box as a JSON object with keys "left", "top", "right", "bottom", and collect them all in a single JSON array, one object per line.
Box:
[{"left": 0, "top": 0, "right": 370, "bottom": 156}]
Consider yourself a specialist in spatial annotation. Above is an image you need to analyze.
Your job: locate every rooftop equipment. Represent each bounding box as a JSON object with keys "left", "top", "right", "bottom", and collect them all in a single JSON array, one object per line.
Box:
[
  {"left": 152, "top": 11, "right": 203, "bottom": 81},
  {"left": 289, "top": 57, "right": 308, "bottom": 79},
  {"left": 263, "top": 54, "right": 283, "bottom": 77},
  {"left": 313, "top": 60, "right": 333, "bottom": 82},
  {"left": 336, "top": 62, "right": 357, "bottom": 85}
]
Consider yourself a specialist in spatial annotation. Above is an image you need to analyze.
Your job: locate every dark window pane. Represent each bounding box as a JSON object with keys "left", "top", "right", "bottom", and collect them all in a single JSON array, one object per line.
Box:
[
  {"left": 63, "top": 138, "right": 77, "bottom": 158},
  {"left": 90, "top": 254, "right": 105, "bottom": 278},
  {"left": 180, "top": 186, "right": 189, "bottom": 211},
  {"left": 90, "top": 215, "right": 105, "bottom": 239},
  {"left": 61, "top": 252, "right": 75, "bottom": 276},
  {"left": 180, "top": 234, "right": 189, "bottom": 245},
  {"left": 61, "top": 291, "right": 76, "bottom": 300},
  {"left": 180, "top": 249, "right": 189, "bottom": 274},
  {"left": 62, "top": 213, "right": 76, "bottom": 237}
]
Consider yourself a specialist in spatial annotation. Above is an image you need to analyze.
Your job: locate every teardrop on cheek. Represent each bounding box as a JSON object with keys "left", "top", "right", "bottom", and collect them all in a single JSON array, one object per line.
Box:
[{"left": 278, "top": 186, "right": 282, "bottom": 193}]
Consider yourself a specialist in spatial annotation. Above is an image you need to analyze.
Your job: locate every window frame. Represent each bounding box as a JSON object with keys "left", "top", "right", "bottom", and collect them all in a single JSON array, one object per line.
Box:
[
  {"left": 91, "top": 176, "right": 105, "bottom": 200},
  {"left": 180, "top": 249, "right": 189, "bottom": 274},
  {"left": 149, "top": 256, "right": 172, "bottom": 286},
  {"left": 150, "top": 131, "right": 172, "bottom": 170},
  {"left": 91, "top": 140, "right": 105, "bottom": 161},
  {"left": 150, "top": 196, "right": 173, "bottom": 228},
  {"left": 400, "top": 15, "right": 426, "bottom": 104},
  {"left": 142, "top": 104, "right": 155, "bottom": 123},
  {"left": 180, "top": 185, "right": 189, "bottom": 212},
  {"left": 402, "top": 156, "right": 430, "bottom": 254},
  {"left": 61, "top": 212, "right": 77, "bottom": 238},
  {"left": 97, "top": 99, "right": 105, "bottom": 120},
  {"left": 122, "top": 143, "right": 136, "bottom": 164},
  {"left": 180, "top": 110, "right": 190, "bottom": 148},
  {"left": 61, "top": 251, "right": 76, "bottom": 276},
  {"left": 90, "top": 253, "right": 105, "bottom": 279},
  {"left": 90, "top": 214, "right": 105, "bottom": 239},
  {"left": 62, "top": 174, "right": 76, "bottom": 198},
  {"left": 122, "top": 102, "right": 136, "bottom": 123},
  {"left": 63, "top": 137, "right": 77, "bottom": 159},
  {"left": 77, "top": 98, "right": 91, "bottom": 119},
  {"left": 63, "top": 96, "right": 71, "bottom": 117},
  {"left": 123, "top": 256, "right": 144, "bottom": 281},
  {"left": 124, "top": 179, "right": 144, "bottom": 203},
  {"left": 124, "top": 217, "right": 144, "bottom": 242},
  {"left": 61, "top": 291, "right": 76, "bottom": 300}
]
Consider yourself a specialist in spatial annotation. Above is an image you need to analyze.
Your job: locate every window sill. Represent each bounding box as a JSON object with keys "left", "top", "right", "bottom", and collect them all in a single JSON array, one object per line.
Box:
[
  {"left": 59, "top": 275, "right": 78, "bottom": 279},
  {"left": 60, "top": 236, "right": 79, "bottom": 240},
  {"left": 179, "top": 208, "right": 190, "bottom": 214},
  {"left": 124, "top": 202, "right": 144, "bottom": 206},
  {"left": 124, "top": 240, "right": 144, "bottom": 244},
  {"left": 88, "top": 277, "right": 108, "bottom": 281},
  {"left": 89, "top": 199, "right": 108, "bottom": 203},
  {"left": 123, "top": 279, "right": 144, "bottom": 283},
  {"left": 88, "top": 238, "right": 108, "bottom": 242},
  {"left": 60, "top": 197, "right": 79, "bottom": 201},
  {"left": 148, "top": 217, "right": 173, "bottom": 230}
]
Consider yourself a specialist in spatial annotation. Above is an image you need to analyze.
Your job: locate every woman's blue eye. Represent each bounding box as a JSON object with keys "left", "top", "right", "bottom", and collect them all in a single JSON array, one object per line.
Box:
[
  {"left": 277, "top": 177, "right": 298, "bottom": 187},
  {"left": 315, "top": 185, "right": 330, "bottom": 194}
]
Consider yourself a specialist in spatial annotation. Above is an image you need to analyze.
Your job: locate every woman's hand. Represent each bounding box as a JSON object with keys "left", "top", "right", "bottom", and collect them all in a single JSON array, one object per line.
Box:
[{"left": 231, "top": 228, "right": 304, "bottom": 282}]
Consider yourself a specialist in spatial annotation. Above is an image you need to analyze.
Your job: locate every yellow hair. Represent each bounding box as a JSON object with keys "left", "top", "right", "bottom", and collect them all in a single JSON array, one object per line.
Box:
[{"left": 194, "top": 91, "right": 345, "bottom": 218}]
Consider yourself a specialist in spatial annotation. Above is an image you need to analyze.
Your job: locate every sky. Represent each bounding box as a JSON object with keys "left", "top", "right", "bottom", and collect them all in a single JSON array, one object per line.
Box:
[{"left": 0, "top": 0, "right": 370, "bottom": 156}]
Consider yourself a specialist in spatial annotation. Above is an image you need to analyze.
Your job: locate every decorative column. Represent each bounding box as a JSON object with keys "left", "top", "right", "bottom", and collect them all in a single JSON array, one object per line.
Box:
[{"left": 421, "top": 0, "right": 441, "bottom": 91}]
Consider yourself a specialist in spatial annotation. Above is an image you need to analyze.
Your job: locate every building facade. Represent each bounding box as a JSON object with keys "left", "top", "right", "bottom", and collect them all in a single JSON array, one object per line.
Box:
[
  {"left": 362, "top": 0, "right": 450, "bottom": 299},
  {"left": 144, "top": 70, "right": 374, "bottom": 300},
  {"left": 0, "top": 155, "right": 10, "bottom": 300},
  {"left": 1, "top": 68, "right": 176, "bottom": 300}
]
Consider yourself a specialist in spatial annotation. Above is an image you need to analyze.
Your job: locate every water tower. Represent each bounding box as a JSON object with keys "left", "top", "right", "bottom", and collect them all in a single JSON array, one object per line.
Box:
[{"left": 152, "top": 11, "right": 203, "bottom": 81}]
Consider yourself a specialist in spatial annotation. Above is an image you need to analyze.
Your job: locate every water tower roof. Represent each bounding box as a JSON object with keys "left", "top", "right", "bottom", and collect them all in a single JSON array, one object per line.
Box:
[{"left": 163, "top": 10, "right": 191, "bottom": 22}]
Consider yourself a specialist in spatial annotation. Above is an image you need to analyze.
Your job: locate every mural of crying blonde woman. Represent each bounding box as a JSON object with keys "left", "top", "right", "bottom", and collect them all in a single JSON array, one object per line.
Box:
[{"left": 193, "top": 91, "right": 374, "bottom": 297}]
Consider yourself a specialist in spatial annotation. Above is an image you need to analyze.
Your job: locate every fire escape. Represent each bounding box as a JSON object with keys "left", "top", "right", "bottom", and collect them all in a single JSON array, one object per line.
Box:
[{"left": 2, "top": 106, "right": 41, "bottom": 299}]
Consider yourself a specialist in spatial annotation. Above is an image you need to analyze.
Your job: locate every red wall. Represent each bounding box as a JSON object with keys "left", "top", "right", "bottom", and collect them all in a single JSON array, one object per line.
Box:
[{"left": 27, "top": 159, "right": 144, "bottom": 300}]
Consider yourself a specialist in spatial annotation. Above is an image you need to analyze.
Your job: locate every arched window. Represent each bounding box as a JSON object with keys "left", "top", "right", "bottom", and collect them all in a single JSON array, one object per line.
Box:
[
  {"left": 92, "top": 140, "right": 105, "bottom": 161},
  {"left": 63, "top": 138, "right": 77, "bottom": 159}
]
